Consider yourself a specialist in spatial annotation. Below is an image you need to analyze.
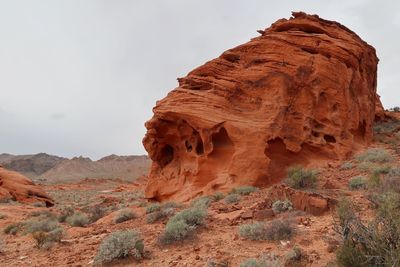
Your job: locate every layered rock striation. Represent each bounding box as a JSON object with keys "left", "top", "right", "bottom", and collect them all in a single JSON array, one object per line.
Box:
[
  {"left": 143, "top": 12, "right": 380, "bottom": 201},
  {"left": 0, "top": 166, "right": 54, "bottom": 206}
]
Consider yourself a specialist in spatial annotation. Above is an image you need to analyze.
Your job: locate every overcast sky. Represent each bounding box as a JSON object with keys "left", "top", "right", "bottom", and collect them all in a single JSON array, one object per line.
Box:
[{"left": 0, "top": 0, "right": 399, "bottom": 159}]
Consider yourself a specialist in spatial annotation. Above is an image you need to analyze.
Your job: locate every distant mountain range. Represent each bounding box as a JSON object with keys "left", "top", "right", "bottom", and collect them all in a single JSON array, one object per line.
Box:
[{"left": 0, "top": 153, "right": 151, "bottom": 183}]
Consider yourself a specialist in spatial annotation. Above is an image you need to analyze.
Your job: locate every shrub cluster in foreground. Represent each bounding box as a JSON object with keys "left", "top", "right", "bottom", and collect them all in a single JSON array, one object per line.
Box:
[
  {"left": 159, "top": 207, "right": 207, "bottom": 244},
  {"left": 335, "top": 192, "right": 400, "bottom": 266},
  {"left": 94, "top": 230, "right": 144, "bottom": 265},
  {"left": 238, "top": 218, "right": 294, "bottom": 241},
  {"left": 285, "top": 166, "right": 317, "bottom": 189}
]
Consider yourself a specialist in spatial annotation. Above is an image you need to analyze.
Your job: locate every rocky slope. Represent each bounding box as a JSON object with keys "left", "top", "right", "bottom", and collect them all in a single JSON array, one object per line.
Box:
[{"left": 143, "top": 12, "right": 380, "bottom": 201}]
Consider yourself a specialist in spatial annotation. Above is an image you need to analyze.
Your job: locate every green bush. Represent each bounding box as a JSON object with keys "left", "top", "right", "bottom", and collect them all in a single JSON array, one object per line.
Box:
[
  {"left": 29, "top": 210, "right": 57, "bottom": 220},
  {"left": 264, "top": 219, "right": 294, "bottom": 241},
  {"left": 213, "top": 192, "right": 225, "bottom": 201},
  {"left": 356, "top": 148, "right": 393, "bottom": 163},
  {"left": 4, "top": 223, "right": 22, "bottom": 235},
  {"left": 83, "top": 204, "right": 112, "bottom": 223},
  {"left": 335, "top": 194, "right": 400, "bottom": 266},
  {"left": 94, "top": 230, "right": 144, "bottom": 265},
  {"left": 239, "top": 222, "right": 266, "bottom": 241},
  {"left": 285, "top": 246, "right": 302, "bottom": 264},
  {"left": 66, "top": 212, "right": 90, "bottom": 227},
  {"left": 114, "top": 208, "right": 136, "bottom": 224},
  {"left": 146, "top": 202, "right": 179, "bottom": 224},
  {"left": 32, "top": 228, "right": 64, "bottom": 250},
  {"left": 340, "top": 162, "right": 353, "bottom": 170},
  {"left": 146, "top": 203, "right": 161, "bottom": 214},
  {"left": 58, "top": 206, "right": 74, "bottom": 223},
  {"left": 159, "top": 220, "right": 194, "bottom": 244},
  {"left": 348, "top": 176, "right": 367, "bottom": 190},
  {"left": 239, "top": 219, "right": 294, "bottom": 241},
  {"left": 191, "top": 196, "right": 213, "bottom": 208},
  {"left": 25, "top": 218, "right": 59, "bottom": 234},
  {"left": 159, "top": 207, "right": 206, "bottom": 244},
  {"left": 285, "top": 166, "right": 317, "bottom": 189},
  {"left": 224, "top": 193, "right": 241, "bottom": 204},
  {"left": 231, "top": 186, "right": 258, "bottom": 196},
  {"left": 147, "top": 208, "right": 174, "bottom": 224},
  {"left": 240, "top": 254, "right": 280, "bottom": 267},
  {"left": 168, "top": 207, "right": 206, "bottom": 226},
  {"left": 272, "top": 200, "right": 293, "bottom": 213}
]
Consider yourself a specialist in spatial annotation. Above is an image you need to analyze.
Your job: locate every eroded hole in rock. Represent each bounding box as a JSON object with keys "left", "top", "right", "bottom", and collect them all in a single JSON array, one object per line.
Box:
[
  {"left": 159, "top": 145, "right": 174, "bottom": 168},
  {"left": 196, "top": 139, "right": 204, "bottom": 155},
  {"left": 185, "top": 140, "right": 193, "bottom": 152},
  {"left": 312, "top": 131, "right": 320, "bottom": 137},
  {"left": 264, "top": 138, "right": 310, "bottom": 183},
  {"left": 210, "top": 127, "right": 234, "bottom": 157},
  {"left": 301, "top": 47, "right": 318, "bottom": 54},
  {"left": 324, "top": 135, "right": 336, "bottom": 143}
]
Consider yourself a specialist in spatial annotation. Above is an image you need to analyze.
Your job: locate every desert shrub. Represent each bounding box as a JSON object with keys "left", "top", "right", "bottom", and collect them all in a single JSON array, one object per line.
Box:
[
  {"left": 162, "top": 201, "right": 180, "bottom": 209},
  {"left": 4, "top": 223, "right": 22, "bottom": 235},
  {"left": 58, "top": 206, "right": 74, "bottom": 223},
  {"left": 373, "top": 118, "right": 400, "bottom": 134},
  {"left": 348, "top": 176, "right": 367, "bottom": 190},
  {"left": 83, "top": 204, "right": 112, "bottom": 223},
  {"left": 224, "top": 193, "right": 241, "bottom": 204},
  {"left": 114, "top": 208, "right": 136, "bottom": 224},
  {"left": 380, "top": 167, "right": 400, "bottom": 193},
  {"left": 29, "top": 210, "right": 57, "bottom": 219},
  {"left": 265, "top": 218, "right": 294, "bottom": 241},
  {"left": 272, "top": 199, "right": 293, "bottom": 213},
  {"left": 239, "top": 219, "right": 294, "bottom": 241},
  {"left": 285, "top": 246, "right": 303, "bottom": 264},
  {"left": 25, "top": 218, "right": 59, "bottom": 234},
  {"left": 240, "top": 254, "right": 280, "bottom": 267},
  {"left": 340, "top": 162, "right": 353, "bottom": 170},
  {"left": 367, "top": 172, "right": 381, "bottom": 188},
  {"left": 146, "top": 207, "right": 174, "bottom": 224},
  {"left": 213, "top": 192, "right": 225, "bottom": 201},
  {"left": 191, "top": 196, "right": 213, "bottom": 208},
  {"left": 285, "top": 166, "right": 317, "bottom": 189},
  {"left": 168, "top": 207, "right": 206, "bottom": 226},
  {"left": 356, "top": 148, "right": 393, "bottom": 163},
  {"left": 94, "top": 230, "right": 144, "bottom": 265},
  {"left": 146, "top": 202, "right": 179, "bottom": 224},
  {"left": 231, "top": 186, "right": 259, "bottom": 196},
  {"left": 159, "top": 220, "right": 194, "bottom": 244},
  {"left": 206, "top": 259, "right": 229, "bottom": 267},
  {"left": 335, "top": 194, "right": 400, "bottom": 266},
  {"left": 32, "top": 228, "right": 63, "bottom": 250},
  {"left": 393, "top": 106, "right": 400, "bottom": 112},
  {"left": 0, "top": 214, "right": 7, "bottom": 220},
  {"left": 146, "top": 203, "right": 161, "bottom": 214},
  {"left": 66, "top": 212, "right": 90, "bottom": 227},
  {"left": 159, "top": 207, "right": 207, "bottom": 244},
  {"left": 239, "top": 222, "right": 266, "bottom": 241}
]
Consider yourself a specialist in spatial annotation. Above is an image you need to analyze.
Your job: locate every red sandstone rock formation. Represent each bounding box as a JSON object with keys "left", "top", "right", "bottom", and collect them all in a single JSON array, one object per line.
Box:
[
  {"left": 0, "top": 165, "right": 54, "bottom": 206},
  {"left": 143, "top": 12, "right": 380, "bottom": 201}
]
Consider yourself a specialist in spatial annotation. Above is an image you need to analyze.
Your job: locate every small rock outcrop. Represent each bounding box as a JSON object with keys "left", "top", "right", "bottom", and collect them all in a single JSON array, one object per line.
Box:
[
  {"left": 0, "top": 166, "right": 54, "bottom": 206},
  {"left": 143, "top": 12, "right": 380, "bottom": 201}
]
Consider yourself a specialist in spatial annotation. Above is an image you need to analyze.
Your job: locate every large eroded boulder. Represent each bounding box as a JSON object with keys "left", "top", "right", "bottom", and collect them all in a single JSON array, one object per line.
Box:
[
  {"left": 0, "top": 165, "right": 54, "bottom": 206},
  {"left": 143, "top": 12, "right": 380, "bottom": 201}
]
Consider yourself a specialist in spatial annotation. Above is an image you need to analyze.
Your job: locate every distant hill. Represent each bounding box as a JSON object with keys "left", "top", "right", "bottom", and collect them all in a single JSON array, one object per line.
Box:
[
  {"left": 0, "top": 153, "right": 66, "bottom": 178},
  {"left": 0, "top": 153, "right": 150, "bottom": 183}
]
